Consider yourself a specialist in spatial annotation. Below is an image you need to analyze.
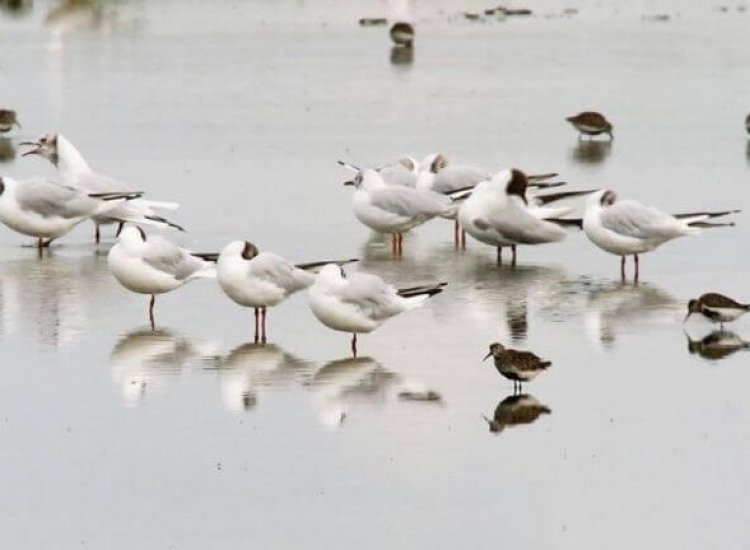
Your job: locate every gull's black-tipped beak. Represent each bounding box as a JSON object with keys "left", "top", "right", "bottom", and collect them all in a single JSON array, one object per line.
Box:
[
  {"left": 18, "top": 141, "right": 41, "bottom": 157},
  {"left": 482, "top": 352, "right": 492, "bottom": 361},
  {"left": 14, "top": 120, "right": 21, "bottom": 129}
]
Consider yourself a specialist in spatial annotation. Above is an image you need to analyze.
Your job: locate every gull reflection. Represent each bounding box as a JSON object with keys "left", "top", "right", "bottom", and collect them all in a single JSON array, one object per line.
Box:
[
  {"left": 0, "top": 138, "right": 16, "bottom": 162},
  {"left": 482, "top": 393, "right": 551, "bottom": 434},
  {"left": 583, "top": 281, "right": 678, "bottom": 347},
  {"left": 214, "top": 342, "right": 314, "bottom": 413},
  {"left": 45, "top": 0, "right": 140, "bottom": 39},
  {"left": 686, "top": 330, "right": 750, "bottom": 361},
  {"left": 110, "top": 328, "right": 219, "bottom": 406},
  {"left": 0, "top": 254, "right": 109, "bottom": 347},
  {"left": 571, "top": 140, "right": 611, "bottom": 164},
  {"left": 0, "top": 0, "right": 32, "bottom": 17},
  {"left": 308, "top": 356, "right": 441, "bottom": 429}
]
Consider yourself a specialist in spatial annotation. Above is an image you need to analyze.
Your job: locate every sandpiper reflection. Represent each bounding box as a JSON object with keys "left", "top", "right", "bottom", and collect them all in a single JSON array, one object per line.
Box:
[
  {"left": 110, "top": 328, "right": 219, "bottom": 406},
  {"left": 571, "top": 139, "right": 612, "bottom": 164},
  {"left": 0, "top": 138, "right": 15, "bottom": 162},
  {"left": 214, "top": 342, "right": 313, "bottom": 413},
  {"left": 482, "top": 393, "right": 551, "bottom": 434},
  {"left": 686, "top": 330, "right": 750, "bottom": 361}
]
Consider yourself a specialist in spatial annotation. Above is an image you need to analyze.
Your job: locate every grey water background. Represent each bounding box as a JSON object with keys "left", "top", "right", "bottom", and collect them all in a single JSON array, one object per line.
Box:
[{"left": 2, "top": 1, "right": 750, "bottom": 548}]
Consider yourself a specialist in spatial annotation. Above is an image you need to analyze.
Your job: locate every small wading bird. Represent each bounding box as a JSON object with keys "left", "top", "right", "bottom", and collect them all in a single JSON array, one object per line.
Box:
[
  {"left": 685, "top": 292, "right": 750, "bottom": 329},
  {"left": 108, "top": 226, "right": 217, "bottom": 330},
  {"left": 0, "top": 176, "right": 141, "bottom": 249},
  {"left": 344, "top": 168, "right": 471, "bottom": 256},
  {"left": 389, "top": 21, "right": 414, "bottom": 47},
  {"left": 20, "top": 133, "right": 182, "bottom": 242},
  {"left": 307, "top": 263, "right": 446, "bottom": 357},
  {"left": 482, "top": 393, "right": 551, "bottom": 433},
  {"left": 458, "top": 168, "right": 593, "bottom": 265},
  {"left": 686, "top": 330, "right": 750, "bottom": 361},
  {"left": 217, "top": 239, "right": 357, "bottom": 344},
  {"left": 566, "top": 111, "right": 613, "bottom": 140},
  {"left": 483, "top": 342, "right": 552, "bottom": 393},
  {"left": 0, "top": 109, "right": 21, "bottom": 134},
  {"left": 583, "top": 189, "right": 738, "bottom": 281}
]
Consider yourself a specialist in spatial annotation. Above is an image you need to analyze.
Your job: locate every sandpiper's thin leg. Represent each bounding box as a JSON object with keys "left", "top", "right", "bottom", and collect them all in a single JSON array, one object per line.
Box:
[
  {"left": 511, "top": 244, "right": 517, "bottom": 267},
  {"left": 115, "top": 222, "right": 125, "bottom": 238},
  {"left": 620, "top": 256, "right": 626, "bottom": 280},
  {"left": 148, "top": 295, "right": 155, "bottom": 331},
  {"left": 260, "top": 307, "right": 267, "bottom": 344},
  {"left": 95, "top": 225, "right": 101, "bottom": 244},
  {"left": 351, "top": 333, "right": 358, "bottom": 357},
  {"left": 634, "top": 254, "right": 639, "bottom": 283},
  {"left": 254, "top": 307, "right": 260, "bottom": 343}
]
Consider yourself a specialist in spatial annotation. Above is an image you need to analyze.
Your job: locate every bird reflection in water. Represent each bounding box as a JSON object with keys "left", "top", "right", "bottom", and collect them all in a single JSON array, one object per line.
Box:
[
  {"left": 0, "top": 138, "right": 15, "bottom": 162},
  {"left": 482, "top": 393, "right": 551, "bottom": 434},
  {"left": 390, "top": 45, "right": 413, "bottom": 66},
  {"left": 0, "top": 254, "right": 109, "bottom": 347},
  {"left": 213, "top": 342, "right": 313, "bottom": 413},
  {"left": 582, "top": 280, "right": 678, "bottom": 348},
  {"left": 571, "top": 140, "right": 611, "bottom": 164},
  {"left": 45, "top": 0, "right": 139, "bottom": 36},
  {"left": 686, "top": 330, "right": 750, "bottom": 361},
  {"left": 0, "top": 0, "right": 32, "bottom": 16},
  {"left": 308, "top": 356, "right": 441, "bottom": 428},
  {"left": 110, "top": 328, "right": 219, "bottom": 406}
]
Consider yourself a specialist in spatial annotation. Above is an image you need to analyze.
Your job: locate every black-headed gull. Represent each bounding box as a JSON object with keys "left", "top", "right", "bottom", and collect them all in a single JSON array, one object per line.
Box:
[
  {"left": 20, "top": 133, "right": 182, "bottom": 242},
  {"left": 345, "top": 168, "right": 469, "bottom": 255},
  {"left": 583, "top": 189, "right": 738, "bottom": 281},
  {"left": 458, "top": 169, "right": 592, "bottom": 265},
  {"left": 0, "top": 175, "right": 141, "bottom": 248},
  {"left": 338, "top": 158, "right": 419, "bottom": 188},
  {"left": 217, "top": 240, "right": 357, "bottom": 343},
  {"left": 307, "top": 263, "right": 446, "bottom": 356},
  {"left": 108, "top": 226, "right": 217, "bottom": 330}
]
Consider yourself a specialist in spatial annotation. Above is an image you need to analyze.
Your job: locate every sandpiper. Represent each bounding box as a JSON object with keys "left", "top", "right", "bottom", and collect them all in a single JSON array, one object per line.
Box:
[
  {"left": 566, "top": 111, "right": 613, "bottom": 140},
  {"left": 482, "top": 394, "right": 551, "bottom": 433},
  {"left": 0, "top": 109, "right": 20, "bottom": 134},
  {"left": 483, "top": 342, "right": 552, "bottom": 392},
  {"left": 389, "top": 22, "right": 414, "bottom": 47},
  {"left": 685, "top": 293, "right": 750, "bottom": 328}
]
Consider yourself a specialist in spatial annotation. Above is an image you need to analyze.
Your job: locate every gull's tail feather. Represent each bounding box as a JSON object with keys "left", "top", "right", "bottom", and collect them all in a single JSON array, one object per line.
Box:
[
  {"left": 445, "top": 185, "right": 476, "bottom": 199},
  {"left": 191, "top": 252, "right": 220, "bottom": 263},
  {"left": 398, "top": 282, "right": 447, "bottom": 299},
  {"left": 688, "top": 221, "right": 736, "bottom": 229},
  {"left": 90, "top": 191, "right": 143, "bottom": 201},
  {"left": 190, "top": 264, "right": 217, "bottom": 279},
  {"left": 337, "top": 160, "right": 361, "bottom": 172},
  {"left": 528, "top": 180, "right": 567, "bottom": 189},
  {"left": 144, "top": 215, "right": 185, "bottom": 232},
  {"left": 547, "top": 217, "right": 583, "bottom": 229},
  {"left": 528, "top": 172, "right": 559, "bottom": 182},
  {"left": 296, "top": 258, "right": 359, "bottom": 271},
  {"left": 534, "top": 189, "right": 597, "bottom": 205},
  {"left": 674, "top": 209, "right": 740, "bottom": 223},
  {"left": 139, "top": 200, "right": 180, "bottom": 211}
]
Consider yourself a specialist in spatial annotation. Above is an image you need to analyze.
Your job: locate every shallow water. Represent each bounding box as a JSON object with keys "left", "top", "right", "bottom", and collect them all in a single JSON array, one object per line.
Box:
[{"left": 1, "top": 1, "right": 750, "bottom": 548}]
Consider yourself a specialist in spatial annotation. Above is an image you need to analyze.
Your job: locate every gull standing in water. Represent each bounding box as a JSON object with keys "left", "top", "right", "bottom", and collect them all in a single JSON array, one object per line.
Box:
[
  {"left": 108, "top": 226, "right": 217, "bottom": 330},
  {"left": 308, "top": 264, "right": 446, "bottom": 356},
  {"left": 217, "top": 240, "right": 357, "bottom": 343},
  {"left": 345, "top": 168, "right": 470, "bottom": 256},
  {"left": 0, "top": 175, "right": 142, "bottom": 249},
  {"left": 583, "top": 190, "right": 738, "bottom": 281},
  {"left": 20, "top": 133, "right": 182, "bottom": 242},
  {"left": 458, "top": 169, "right": 593, "bottom": 265}
]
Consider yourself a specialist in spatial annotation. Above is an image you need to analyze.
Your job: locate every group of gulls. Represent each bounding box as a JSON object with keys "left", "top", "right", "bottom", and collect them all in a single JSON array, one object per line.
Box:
[{"left": 0, "top": 116, "right": 747, "bottom": 392}]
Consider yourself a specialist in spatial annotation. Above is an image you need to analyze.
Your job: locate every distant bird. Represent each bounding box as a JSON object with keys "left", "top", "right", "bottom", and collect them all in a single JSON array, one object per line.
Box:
[
  {"left": 483, "top": 342, "right": 551, "bottom": 392},
  {"left": 687, "top": 330, "right": 750, "bottom": 361},
  {"left": 583, "top": 189, "right": 738, "bottom": 281},
  {"left": 685, "top": 292, "right": 750, "bottom": 328},
  {"left": 108, "top": 226, "right": 217, "bottom": 330},
  {"left": 458, "top": 168, "right": 593, "bottom": 265},
  {"left": 566, "top": 111, "right": 613, "bottom": 140},
  {"left": 482, "top": 394, "right": 551, "bottom": 433},
  {"left": 20, "top": 133, "right": 182, "bottom": 242},
  {"left": 345, "top": 168, "right": 469, "bottom": 256},
  {"left": 217, "top": 239, "right": 356, "bottom": 343},
  {"left": 0, "top": 109, "right": 20, "bottom": 134},
  {"left": 389, "top": 21, "right": 414, "bottom": 47},
  {"left": 308, "top": 264, "right": 445, "bottom": 357},
  {"left": 0, "top": 176, "right": 141, "bottom": 249}
]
